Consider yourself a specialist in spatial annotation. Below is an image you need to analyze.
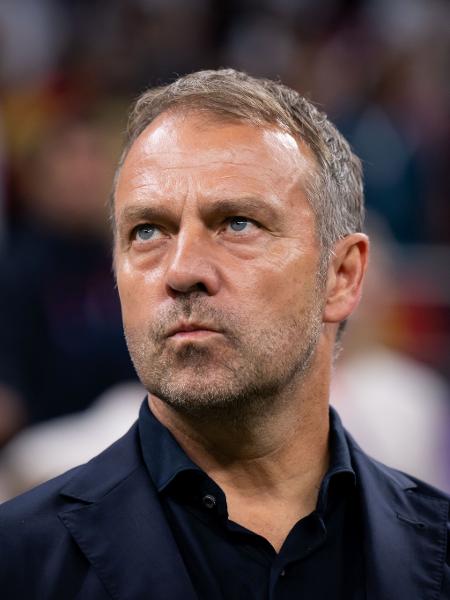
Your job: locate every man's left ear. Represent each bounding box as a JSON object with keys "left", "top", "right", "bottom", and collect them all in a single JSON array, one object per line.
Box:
[{"left": 323, "top": 233, "right": 369, "bottom": 324}]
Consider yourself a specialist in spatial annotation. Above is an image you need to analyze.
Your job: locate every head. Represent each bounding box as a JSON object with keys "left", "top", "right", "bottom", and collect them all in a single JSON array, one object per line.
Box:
[{"left": 112, "top": 69, "right": 368, "bottom": 420}]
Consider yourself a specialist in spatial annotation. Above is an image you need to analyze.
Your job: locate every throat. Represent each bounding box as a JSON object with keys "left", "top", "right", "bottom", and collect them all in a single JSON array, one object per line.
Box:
[{"left": 225, "top": 486, "right": 321, "bottom": 553}]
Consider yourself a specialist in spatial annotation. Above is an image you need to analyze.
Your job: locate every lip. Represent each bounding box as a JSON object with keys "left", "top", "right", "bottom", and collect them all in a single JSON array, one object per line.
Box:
[{"left": 167, "top": 321, "right": 222, "bottom": 338}]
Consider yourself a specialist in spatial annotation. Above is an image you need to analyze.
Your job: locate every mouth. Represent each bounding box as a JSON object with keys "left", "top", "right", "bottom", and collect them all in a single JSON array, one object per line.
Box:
[{"left": 166, "top": 321, "right": 223, "bottom": 340}]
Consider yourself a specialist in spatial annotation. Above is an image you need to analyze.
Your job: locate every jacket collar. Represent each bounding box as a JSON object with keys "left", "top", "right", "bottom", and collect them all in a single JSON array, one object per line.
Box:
[{"left": 58, "top": 423, "right": 198, "bottom": 600}]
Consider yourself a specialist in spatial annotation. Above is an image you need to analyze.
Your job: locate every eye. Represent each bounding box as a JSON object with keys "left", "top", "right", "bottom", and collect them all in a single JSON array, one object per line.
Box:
[
  {"left": 227, "top": 217, "right": 254, "bottom": 233},
  {"left": 132, "top": 224, "right": 162, "bottom": 242}
]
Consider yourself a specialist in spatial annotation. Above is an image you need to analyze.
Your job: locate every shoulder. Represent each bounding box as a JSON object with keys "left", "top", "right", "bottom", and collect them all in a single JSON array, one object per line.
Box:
[
  {"left": 347, "top": 434, "right": 450, "bottom": 596},
  {"left": 330, "top": 404, "right": 450, "bottom": 505},
  {"left": 346, "top": 427, "right": 450, "bottom": 561},
  {"left": 0, "top": 423, "right": 143, "bottom": 596},
  {"left": 0, "top": 463, "right": 83, "bottom": 522},
  {"left": 0, "top": 464, "right": 86, "bottom": 585},
  {"left": 348, "top": 431, "right": 450, "bottom": 502},
  {"left": 0, "top": 422, "right": 141, "bottom": 543}
]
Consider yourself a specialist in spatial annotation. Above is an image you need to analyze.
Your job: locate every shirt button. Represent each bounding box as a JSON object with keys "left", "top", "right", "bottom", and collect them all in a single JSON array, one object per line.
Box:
[{"left": 202, "top": 494, "right": 217, "bottom": 509}]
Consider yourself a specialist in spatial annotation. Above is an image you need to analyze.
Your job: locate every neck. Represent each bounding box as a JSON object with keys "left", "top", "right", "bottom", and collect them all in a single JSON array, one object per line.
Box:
[
  {"left": 148, "top": 354, "right": 331, "bottom": 501},
  {"left": 149, "top": 355, "right": 331, "bottom": 551}
]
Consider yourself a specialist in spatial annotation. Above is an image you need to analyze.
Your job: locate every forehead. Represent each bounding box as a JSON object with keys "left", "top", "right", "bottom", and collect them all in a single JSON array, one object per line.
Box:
[{"left": 115, "top": 111, "right": 315, "bottom": 208}]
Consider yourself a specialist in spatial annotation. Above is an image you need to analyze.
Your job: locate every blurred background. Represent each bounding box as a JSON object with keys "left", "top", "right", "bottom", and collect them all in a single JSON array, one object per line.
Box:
[{"left": 0, "top": 0, "right": 449, "bottom": 499}]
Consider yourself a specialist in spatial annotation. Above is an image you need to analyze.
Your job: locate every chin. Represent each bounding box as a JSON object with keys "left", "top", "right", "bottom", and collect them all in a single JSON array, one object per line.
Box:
[{"left": 151, "top": 373, "right": 233, "bottom": 404}]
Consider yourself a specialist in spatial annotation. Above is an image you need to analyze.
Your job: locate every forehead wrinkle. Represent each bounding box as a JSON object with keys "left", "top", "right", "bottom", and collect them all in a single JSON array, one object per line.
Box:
[
  {"left": 120, "top": 162, "right": 308, "bottom": 218},
  {"left": 126, "top": 156, "right": 305, "bottom": 191},
  {"left": 130, "top": 157, "right": 291, "bottom": 172},
  {"left": 117, "top": 115, "right": 318, "bottom": 226},
  {"left": 121, "top": 160, "right": 299, "bottom": 205},
  {"left": 129, "top": 129, "right": 309, "bottom": 171},
  {"left": 123, "top": 119, "right": 315, "bottom": 186}
]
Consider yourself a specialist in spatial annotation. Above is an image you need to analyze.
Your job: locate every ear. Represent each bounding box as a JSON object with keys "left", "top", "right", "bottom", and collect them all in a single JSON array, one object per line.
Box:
[{"left": 323, "top": 233, "right": 369, "bottom": 324}]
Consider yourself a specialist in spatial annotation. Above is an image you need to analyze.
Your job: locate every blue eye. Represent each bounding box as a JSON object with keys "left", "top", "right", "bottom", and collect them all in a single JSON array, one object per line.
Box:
[
  {"left": 229, "top": 217, "right": 250, "bottom": 232},
  {"left": 135, "top": 224, "right": 157, "bottom": 241}
]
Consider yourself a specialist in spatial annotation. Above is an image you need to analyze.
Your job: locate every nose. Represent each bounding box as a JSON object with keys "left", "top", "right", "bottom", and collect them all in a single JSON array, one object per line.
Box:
[{"left": 165, "top": 227, "right": 220, "bottom": 297}]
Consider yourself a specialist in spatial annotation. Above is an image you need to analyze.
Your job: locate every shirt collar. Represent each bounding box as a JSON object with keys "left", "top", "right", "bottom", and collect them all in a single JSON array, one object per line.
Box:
[
  {"left": 138, "top": 400, "right": 355, "bottom": 505},
  {"left": 316, "top": 406, "right": 356, "bottom": 514},
  {"left": 138, "top": 399, "right": 201, "bottom": 492}
]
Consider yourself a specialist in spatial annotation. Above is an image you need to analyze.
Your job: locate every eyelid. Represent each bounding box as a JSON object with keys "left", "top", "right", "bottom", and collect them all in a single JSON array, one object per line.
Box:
[
  {"left": 225, "top": 216, "right": 260, "bottom": 227},
  {"left": 225, "top": 215, "right": 257, "bottom": 223}
]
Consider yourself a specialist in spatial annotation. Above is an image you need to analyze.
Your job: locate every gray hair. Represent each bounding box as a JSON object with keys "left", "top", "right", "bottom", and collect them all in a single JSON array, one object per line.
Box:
[{"left": 112, "top": 68, "right": 364, "bottom": 255}]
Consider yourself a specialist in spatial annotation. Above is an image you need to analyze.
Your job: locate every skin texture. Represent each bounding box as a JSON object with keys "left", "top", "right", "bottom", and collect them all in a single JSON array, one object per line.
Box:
[{"left": 114, "top": 110, "right": 369, "bottom": 550}]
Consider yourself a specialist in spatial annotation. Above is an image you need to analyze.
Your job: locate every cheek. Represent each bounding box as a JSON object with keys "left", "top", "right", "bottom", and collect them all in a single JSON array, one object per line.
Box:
[
  {"left": 234, "top": 245, "right": 319, "bottom": 306},
  {"left": 116, "top": 261, "right": 164, "bottom": 326},
  {"left": 235, "top": 262, "right": 321, "bottom": 333}
]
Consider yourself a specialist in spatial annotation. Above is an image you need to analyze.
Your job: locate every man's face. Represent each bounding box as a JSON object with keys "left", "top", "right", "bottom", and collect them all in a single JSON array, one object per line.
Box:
[{"left": 114, "top": 111, "right": 327, "bottom": 416}]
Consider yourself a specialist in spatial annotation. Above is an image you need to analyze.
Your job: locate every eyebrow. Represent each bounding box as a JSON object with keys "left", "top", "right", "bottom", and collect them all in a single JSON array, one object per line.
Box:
[
  {"left": 118, "top": 204, "right": 174, "bottom": 229},
  {"left": 201, "top": 196, "right": 280, "bottom": 220},
  {"left": 117, "top": 195, "right": 281, "bottom": 231}
]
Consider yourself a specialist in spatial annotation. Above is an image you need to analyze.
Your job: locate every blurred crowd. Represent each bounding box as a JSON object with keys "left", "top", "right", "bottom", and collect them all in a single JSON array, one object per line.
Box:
[{"left": 0, "top": 0, "right": 449, "bottom": 498}]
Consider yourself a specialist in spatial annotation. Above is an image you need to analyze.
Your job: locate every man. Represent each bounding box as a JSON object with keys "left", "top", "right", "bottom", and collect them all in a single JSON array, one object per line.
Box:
[{"left": 0, "top": 69, "right": 448, "bottom": 599}]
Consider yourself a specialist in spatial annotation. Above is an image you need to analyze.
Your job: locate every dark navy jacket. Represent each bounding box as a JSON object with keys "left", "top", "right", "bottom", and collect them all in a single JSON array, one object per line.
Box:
[{"left": 0, "top": 420, "right": 449, "bottom": 599}]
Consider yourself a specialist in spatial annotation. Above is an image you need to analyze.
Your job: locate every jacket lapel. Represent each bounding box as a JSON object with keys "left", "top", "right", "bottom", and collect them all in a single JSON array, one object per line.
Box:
[
  {"left": 350, "top": 441, "right": 449, "bottom": 600},
  {"left": 58, "top": 425, "right": 198, "bottom": 600}
]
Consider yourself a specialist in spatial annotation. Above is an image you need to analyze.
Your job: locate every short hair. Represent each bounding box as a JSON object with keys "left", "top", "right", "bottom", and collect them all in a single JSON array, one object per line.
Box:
[{"left": 112, "top": 68, "right": 364, "bottom": 254}]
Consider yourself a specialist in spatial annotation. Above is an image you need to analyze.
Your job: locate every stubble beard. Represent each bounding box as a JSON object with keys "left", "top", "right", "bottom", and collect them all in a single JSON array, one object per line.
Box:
[{"left": 124, "top": 282, "right": 325, "bottom": 425}]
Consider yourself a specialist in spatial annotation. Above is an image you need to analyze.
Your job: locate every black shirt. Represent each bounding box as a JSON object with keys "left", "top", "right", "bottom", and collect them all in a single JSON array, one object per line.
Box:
[{"left": 138, "top": 401, "right": 365, "bottom": 599}]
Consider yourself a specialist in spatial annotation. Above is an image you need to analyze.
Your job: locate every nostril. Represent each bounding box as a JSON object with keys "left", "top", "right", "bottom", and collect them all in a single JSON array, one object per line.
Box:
[
  {"left": 167, "top": 281, "right": 209, "bottom": 297},
  {"left": 192, "top": 282, "right": 209, "bottom": 294}
]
